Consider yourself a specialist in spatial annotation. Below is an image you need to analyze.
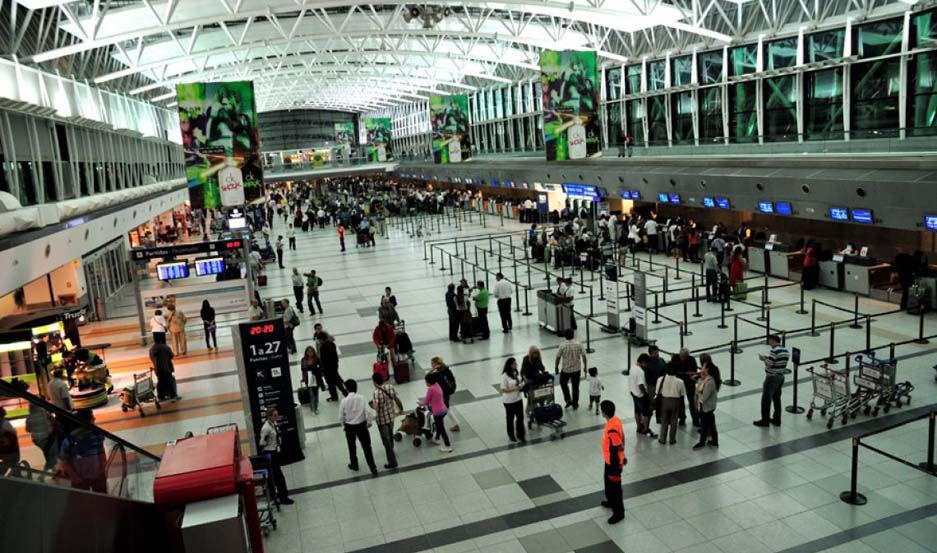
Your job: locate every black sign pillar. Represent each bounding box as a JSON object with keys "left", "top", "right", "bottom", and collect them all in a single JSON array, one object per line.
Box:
[{"left": 233, "top": 318, "right": 304, "bottom": 465}]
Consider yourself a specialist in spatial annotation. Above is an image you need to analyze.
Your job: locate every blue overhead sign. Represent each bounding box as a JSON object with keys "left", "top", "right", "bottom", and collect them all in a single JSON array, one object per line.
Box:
[{"left": 562, "top": 184, "right": 601, "bottom": 200}]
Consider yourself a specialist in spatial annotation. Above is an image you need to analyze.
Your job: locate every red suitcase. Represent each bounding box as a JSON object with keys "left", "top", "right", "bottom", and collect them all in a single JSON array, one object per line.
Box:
[
  {"left": 393, "top": 359, "right": 411, "bottom": 384},
  {"left": 373, "top": 361, "right": 389, "bottom": 381},
  {"left": 257, "top": 274, "right": 268, "bottom": 287}
]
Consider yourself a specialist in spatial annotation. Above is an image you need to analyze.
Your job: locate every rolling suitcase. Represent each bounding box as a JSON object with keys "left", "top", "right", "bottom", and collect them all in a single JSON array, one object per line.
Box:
[
  {"left": 533, "top": 403, "right": 563, "bottom": 424},
  {"left": 393, "top": 359, "right": 411, "bottom": 384},
  {"left": 297, "top": 386, "right": 311, "bottom": 405},
  {"left": 257, "top": 274, "right": 268, "bottom": 287}
]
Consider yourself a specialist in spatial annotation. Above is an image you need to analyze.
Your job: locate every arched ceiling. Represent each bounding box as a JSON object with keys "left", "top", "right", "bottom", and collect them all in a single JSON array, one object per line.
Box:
[{"left": 1, "top": 0, "right": 914, "bottom": 112}]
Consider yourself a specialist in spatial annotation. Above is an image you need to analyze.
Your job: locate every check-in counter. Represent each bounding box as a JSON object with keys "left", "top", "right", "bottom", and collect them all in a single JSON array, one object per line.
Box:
[
  {"left": 766, "top": 244, "right": 803, "bottom": 279},
  {"left": 844, "top": 258, "right": 892, "bottom": 295},
  {"left": 748, "top": 245, "right": 768, "bottom": 274},
  {"left": 819, "top": 259, "right": 845, "bottom": 290},
  {"left": 537, "top": 290, "right": 571, "bottom": 334}
]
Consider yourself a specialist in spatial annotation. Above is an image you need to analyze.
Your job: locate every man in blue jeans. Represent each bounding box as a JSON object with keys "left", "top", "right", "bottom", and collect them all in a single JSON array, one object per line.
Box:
[{"left": 754, "top": 335, "right": 789, "bottom": 427}]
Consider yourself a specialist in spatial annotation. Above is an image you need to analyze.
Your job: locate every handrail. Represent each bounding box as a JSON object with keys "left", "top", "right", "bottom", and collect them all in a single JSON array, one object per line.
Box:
[
  {"left": 0, "top": 379, "right": 162, "bottom": 463},
  {"left": 105, "top": 442, "right": 129, "bottom": 498}
]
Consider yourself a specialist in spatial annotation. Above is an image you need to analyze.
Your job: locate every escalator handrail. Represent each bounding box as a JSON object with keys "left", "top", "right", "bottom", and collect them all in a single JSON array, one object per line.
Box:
[
  {"left": 104, "top": 442, "right": 129, "bottom": 498},
  {"left": 0, "top": 379, "right": 161, "bottom": 463}
]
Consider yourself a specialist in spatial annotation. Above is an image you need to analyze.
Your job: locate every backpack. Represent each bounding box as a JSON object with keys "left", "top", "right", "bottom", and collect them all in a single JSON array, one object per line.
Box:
[{"left": 438, "top": 368, "right": 457, "bottom": 396}]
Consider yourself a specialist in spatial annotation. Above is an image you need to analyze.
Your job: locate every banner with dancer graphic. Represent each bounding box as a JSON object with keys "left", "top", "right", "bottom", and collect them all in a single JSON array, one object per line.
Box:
[
  {"left": 176, "top": 81, "right": 264, "bottom": 209},
  {"left": 540, "top": 50, "right": 601, "bottom": 161},
  {"left": 430, "top": 94, "right": 472, "bottom": 164},
  {"left": 363, "top": 117, "right": 393, "bottom": 162}
]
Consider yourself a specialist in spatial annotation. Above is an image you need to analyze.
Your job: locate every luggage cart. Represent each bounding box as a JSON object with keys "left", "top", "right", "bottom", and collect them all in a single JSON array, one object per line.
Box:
[
  {"left": 120, "top": 369, "right": 161, "bottom": 417},
  {"left": 249, "top": 453, "right": 280, "bottom": 537},
  {"left": 805, "top": 364, "right": 853, "bottom": 429},
  {"left": 526, "top": 378, "right": 566, "bottom": 439},
  {"left": 853, "top": 353, "right": 913, "bottom": 415}
]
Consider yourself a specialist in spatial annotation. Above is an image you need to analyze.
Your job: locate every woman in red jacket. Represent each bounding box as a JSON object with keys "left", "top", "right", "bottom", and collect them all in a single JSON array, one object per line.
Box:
[{"left": 728, "top": 249, "right": 746, "bottom": 288}]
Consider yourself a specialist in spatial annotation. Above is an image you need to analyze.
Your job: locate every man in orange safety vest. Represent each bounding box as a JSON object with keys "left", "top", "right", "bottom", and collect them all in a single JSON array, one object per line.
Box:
[{"left": 600, "top": 400, "right": 626, "bottom": 524}]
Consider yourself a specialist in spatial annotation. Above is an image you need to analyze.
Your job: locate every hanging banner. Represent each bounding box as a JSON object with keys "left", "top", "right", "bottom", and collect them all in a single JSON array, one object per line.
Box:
[
  {"left": 539, "top": 50, "right": 601, "bottom": 161},
  {"left": 334, "top": 121, "right": 355, "bottom": 159},
  {"left": 363, "top": 117, "right": 393, "bottom": 162},
  {"left": 430, "top": 94, "right": 472, "bottom": 164},
  {"left": 176, "top": 81, "right": 264, "bottom": 210}
]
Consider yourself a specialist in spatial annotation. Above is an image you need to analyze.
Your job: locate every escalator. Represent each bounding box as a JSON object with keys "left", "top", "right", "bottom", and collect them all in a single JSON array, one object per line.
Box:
[{"left": 0, "top": 379, "right": 172, "bottom": 553}]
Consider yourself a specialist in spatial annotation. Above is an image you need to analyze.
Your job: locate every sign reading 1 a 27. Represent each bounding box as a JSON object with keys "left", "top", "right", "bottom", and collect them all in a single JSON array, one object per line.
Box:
[{"left": 248, "top": 341, "right": 281, "bottom": 358}]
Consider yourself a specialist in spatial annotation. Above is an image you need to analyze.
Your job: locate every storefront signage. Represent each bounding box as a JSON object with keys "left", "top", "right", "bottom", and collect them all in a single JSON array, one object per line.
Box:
[
  {"left": 234, "top": 319, "right": 304, "bottom": 465},
  {"left": 131, "top": 238, "right": 244, "bottom": 260}
]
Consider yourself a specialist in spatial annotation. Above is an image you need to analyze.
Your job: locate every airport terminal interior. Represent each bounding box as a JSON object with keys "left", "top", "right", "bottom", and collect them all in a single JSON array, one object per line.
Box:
[{"left": 2, "top": 1, "right": 937, "bottom": 552}]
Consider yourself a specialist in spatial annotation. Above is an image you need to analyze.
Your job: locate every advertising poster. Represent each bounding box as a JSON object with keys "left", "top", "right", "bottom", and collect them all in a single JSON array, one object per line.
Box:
[
  {"left": 364, "top": 117, "right": 393, "bottom": 162},
  {"left": 539, "top": 50, "right": 601, "bottom": 161},
  {"left": 176, "top": 81, "right": 264, "bottom": 210},
  {"left": 430, "top": 94, "right": 472, "bottom": 164},
  {"left": 334, "top": 121, "right": 354, "bottom": 159}
]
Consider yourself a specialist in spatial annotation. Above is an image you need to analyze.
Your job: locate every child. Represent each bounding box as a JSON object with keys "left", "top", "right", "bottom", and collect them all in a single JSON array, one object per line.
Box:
[{"left": 587, "top": 367, "right": 604, "bottom": 415}]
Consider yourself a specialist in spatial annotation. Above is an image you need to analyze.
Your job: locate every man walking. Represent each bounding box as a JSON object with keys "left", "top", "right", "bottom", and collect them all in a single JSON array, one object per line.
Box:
[
  {"left": 281, "top": 299, "right": 299, "bottom": 355},
  {"left": 339, "top": 379, "right": 378, "bottom": 476},
  {"left": 492, "top": 273, "right": 513, "bottom": 333},
  {"left": 276, "top": 235, "right": 285, "bottom": 269},
  {"left": 304, "top": 269, "right": 324, "bottom": 315},
  {"left": 369, "top": 373, "right": 400, "bottom": 469},
  {"left": 600, "top": 400, "right": 626, "bottom": 524},
  {"left": 291, "top": 268, "right": 304, "bottom": 313},
  {"left": 287, "top": 224, "right": 296, "bottom": 251},
  {"left": 555, "top": 330, "right": 587, "bottom": 410},
  {"left": 754, "top": 334, "right": 789, "bottom": 427},
  {"left": 258, "top": 407, "right": 294, "bottom": 505}
]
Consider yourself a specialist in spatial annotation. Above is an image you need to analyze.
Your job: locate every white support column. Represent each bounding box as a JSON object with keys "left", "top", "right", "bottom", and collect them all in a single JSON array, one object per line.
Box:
[
  {"left": 722, "top": 46, "right": 730, "bottom": 145},
  {"left": 899, "top": 10, "right": 911, "bottom": 140}
]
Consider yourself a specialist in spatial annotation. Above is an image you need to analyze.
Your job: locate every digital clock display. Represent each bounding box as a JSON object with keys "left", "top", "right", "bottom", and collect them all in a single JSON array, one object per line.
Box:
[{"left": 249, "top": 323, "right": 276, "bottom": 336}]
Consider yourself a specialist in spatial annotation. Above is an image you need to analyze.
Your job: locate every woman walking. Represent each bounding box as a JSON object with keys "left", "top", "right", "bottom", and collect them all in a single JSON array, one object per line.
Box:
[
  {"left": 419, "top": 373, "right": 452, "bottom": 453},
  {"left": 693, "top": 361, "right": 721, "bottom": 449},
  {"left": 200, "top": 300, "right": 217, "bottom": 351},
  {"left": 500, "top": 358, "right": 526, "bottom": 443},
  {"left": 300, "top": 346, "right": 323, "bottom": 414}
]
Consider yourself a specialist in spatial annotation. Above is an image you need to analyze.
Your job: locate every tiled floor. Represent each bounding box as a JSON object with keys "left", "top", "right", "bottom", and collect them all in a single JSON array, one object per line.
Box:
[{"left": 15, "top": 208, "right": 937, "bottom": 553}]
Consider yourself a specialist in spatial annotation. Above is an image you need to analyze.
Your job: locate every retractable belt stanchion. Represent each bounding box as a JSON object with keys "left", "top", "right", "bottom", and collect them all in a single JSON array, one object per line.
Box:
[
  {"left": 717, "top": 300, "right": 727, "bottom": 329},
  {"left": 796, "top": 282, "right": 808, "bottom": 315},
  {"left": 786, "top": 361, "right": 804, "bottom": 414},
  {"left": 725, "top": 343, "right": 741, "bottom": 386},
  {"left": 849, "top": 294, "right": 862, "bottom": 329},
  {"left": 826, "top": 322, "right": 838, "bottom": 364}
]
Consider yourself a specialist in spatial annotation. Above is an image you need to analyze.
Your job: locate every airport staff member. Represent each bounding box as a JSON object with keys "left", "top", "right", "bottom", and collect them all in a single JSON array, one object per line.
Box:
[
  {"left": 492, "top": 272, "right": 514, "bottom": 333},
  {"left": 600, "top": 400, "right": 626, "bottom": 524},
  {"left": 258, "top": 407, "right": 294, "bottom": 505},
  {"left": 753, "top": 335, "right": 789, "bottom": 427}
]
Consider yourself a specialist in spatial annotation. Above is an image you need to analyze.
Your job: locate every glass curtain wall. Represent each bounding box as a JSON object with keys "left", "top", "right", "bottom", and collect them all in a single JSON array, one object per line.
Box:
[
  {"left": 699, "top": 87, "right": 723, "bottom": 143},
  {"left": 627, "top": 100, "right": 645, "bottom": 144},
  {"left": 672, "top": 92, "right": 694, "bottom": 144},
  {"left": 647, "top": 95, "right": 668, "bottom": 145},
  {"left": 763, "top": 75, "right": 797, "bottom": 141},
  {"left": 729, "top": 82, "right": 758, "bottom": 142},
  {"left": 804, "top": 68, "right": 844, "bottom": 140}
]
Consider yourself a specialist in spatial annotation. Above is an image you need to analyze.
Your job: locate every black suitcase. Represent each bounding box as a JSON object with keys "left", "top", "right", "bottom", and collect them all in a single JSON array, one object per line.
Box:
[
  {"left": 533, "top": 403, "right": 562, "bottom": 424},
  {"left": 395, "top": 332, "right": 413, "bottom": 354},
  {"left": 297, "top": 386, "right": 311, "bottom": 405}
]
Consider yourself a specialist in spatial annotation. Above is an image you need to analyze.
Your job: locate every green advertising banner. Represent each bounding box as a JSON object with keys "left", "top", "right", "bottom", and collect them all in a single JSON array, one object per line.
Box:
[
  {"left": 176, "top": 81, "right": 264, "bottom": 210},
  {"left": 363, "top": 117, "right": 393, "bottom": 162},
  {"left": 430, "top": 94, "right": 472, "bottom": 164},
  {"left": 539, "top": 50, "right": 601, "bottom": 161},
  {"left": 334, "top": 122, "right": 355, "bottom": 145}
]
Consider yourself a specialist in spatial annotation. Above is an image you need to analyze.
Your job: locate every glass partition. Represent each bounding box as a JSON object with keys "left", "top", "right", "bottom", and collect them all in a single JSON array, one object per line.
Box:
[
  {"left": 672, "top": 56, "right": 692, "bottom": 87},
  {"left": 730, "top": 44, "right": 758, "bottom": 77},
  {"left": 807, "top": 29, "right": 845, "bottom": 63},
  {"left": 851, "top": 58, "right": 901, "bottom": 138},
  {"left": 647, "top": 95, "right": 668, "bottom": 145},
  {"left": 854, "top": 18, "right": 903, "bottom": 59},
  {"left": 805, "top": 68, "right": 844, "bottom": 141},
  {"left": 627, "top": 99, "right": 645, "bottom": 143},
  {"left": 767, "top": 37, "right": 798, "bottom": 70},
  {"left": 698, "top": 50, "right": 724, "bottom": 84},
  {"left": 626, "top": 65, "right": 642, "bottom": 94},
  {"left": 730, "top": 81, "right": 758, "bottom": 142},
  {"left": 648, "top": 60, "right": 666, "bottom": 91},
  {"left": 606, "top": 103, "right": 622, "bottom": 146},
  {"left": 763, "top": 75, "right": 797, "bottom": 141},
  {"left": 909, "top": 51, "right": 937, "bottom": 136},
  {"left": 606, "top": 67, "right": 622, "bottom": 100},
  {"left": 672, "top": 92, "right": 694, "bottom": 144},
  {"left": 699, "top": 87, "right": 723, "bottom": 143}
]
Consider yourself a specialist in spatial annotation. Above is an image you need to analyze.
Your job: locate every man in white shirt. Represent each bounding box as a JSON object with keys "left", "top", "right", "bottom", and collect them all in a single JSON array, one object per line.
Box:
[
  {"left": 338, "top": 379, "right": 378, "bottom": 475},
  {"left": 656, "top": 365, "right": 686, "bottom": 445},
  {"left": 628, "top": 355, "right": 657, "bottom": 438},
  {"left": 644, "top": 218, "right": 659, "bottom": 252},
  {"left": 47, "top": 369, "right": 73, "bottom": 411},
  {"left": 492, "top": 272, "right": 514, "bottom": 333},
  {"left": 291, "top": 268, "right": 305, "bottom": 313},
  {"left": 258, "top": 408, "right": 294, "bottom": 504}
]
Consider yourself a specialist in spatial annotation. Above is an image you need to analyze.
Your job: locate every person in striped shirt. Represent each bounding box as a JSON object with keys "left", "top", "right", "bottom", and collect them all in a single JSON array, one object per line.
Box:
[{"left": 754, "top": 335, "right": 789, "bottom": 427}]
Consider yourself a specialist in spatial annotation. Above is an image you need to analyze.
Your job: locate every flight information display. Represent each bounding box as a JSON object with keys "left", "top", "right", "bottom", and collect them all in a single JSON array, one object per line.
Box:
[
  {"left": 925, "top": 215, "right": 937, "bottom": 231},
  {"left": 716, "top": 197, "right": 730, "bottom": 209},
  {"left": 829, "top": 207, "right": 849, "bottom": 221},
  {"left": 668, "top": 193, "right": 681, "bottom": 204},
  {"left": 195, "top": 257, "right": 225, "bottom": 276},
  {"left": 702, "top": 197, "right": 715, "bottom": 208},
  {"left": 757, "top": 201, "right": 774, "bottom": 214},
  {"left": 775, "top": 202, "right": 793, "bottom": 216},
  {"left": 156, "top": 262, "right": 189, "bottom": 281},
  {"left": 850, "top": 209, "right": 873, "bottom": 224},
  {"left": 658, "top": 193, "right": 669, "bottom": 203}
]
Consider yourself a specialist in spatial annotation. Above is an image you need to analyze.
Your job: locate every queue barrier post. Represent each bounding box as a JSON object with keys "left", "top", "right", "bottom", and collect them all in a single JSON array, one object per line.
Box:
[
  {"left": 796, "top": 282, "right": 807, "bottom": 314},
  {"left": 889, "top": 342, "right": 896, "bottom": 360},
  {"left": 725, "top": 343, "right": 741, "bottom": 386},
  {"left": 827, "top": 322, "right": 838, "bottom": 364},
  {"left": 423, "top": 242, "right": 428, "bottom": 261},
  {"left": 692, "top": 275, "right": 702, "bottom": 318},
  {"left": 429, "top": 245, "right": 436, "bottom": 265},
  {"left": 675, "top": 258, "right": 681, "bottom": 280},
  {"left": 919, "top": 412, "right": 937, "bottom": 474},
  {"left": 850, "top": 295, "right": 862, "bottom": 329},
  {"left": 757, "top": 294, "right": 767, "bottom": 321},
  {"left": 682, "top": 303, "right": 692, "bottom": 336},
  {"left": 679, "top": 323, "right": 685, "bottom": 350},
  {"left": 717, "top": 299, "right": 728, "bottom": 329},
  {"left": 513, "top": 259, "right": 522, "bottom": 314},
  {"left": 449, "top": 252, "right": 455, "bottom": 277},
  {"left": 766, "top": 308, "right": 772, "bottom": 343},
  {"left": 917, "top": 308, "right": 930, "bottom": 344},
  {"left": 732, "top": 316, "right": 741, "bottom": 353},
  {"left": 598, "top": 270, "right": 605, "bottom": 301},
  {"left": 663, "top": 269, "right": 668, "bottom": 305},
  {"left": 585, "top": 317, "right": 595, "bottom": 354},
  {"left": 763, "top": 273, "right": 771, "bottom": 305},
  {"left": 810, "top": 299, "right": 819, "bottom": 336},
  {"left": 865, "top": 315, "right": 872, "bottom": 352},
  {"left": 839, "top": 438, "right": 868, "bottom": 505},
  {"left": 439, "top": 248, "right": 447, "bottom": 272},
  {"left": 785, "top": 362, "right": 805, "bottom": 414},
  {"left": 622, "top": 338, "right": 632, "bottom": 376},
  {"left": 653, "top": 292, "right": 661, "bottom": 324}
]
